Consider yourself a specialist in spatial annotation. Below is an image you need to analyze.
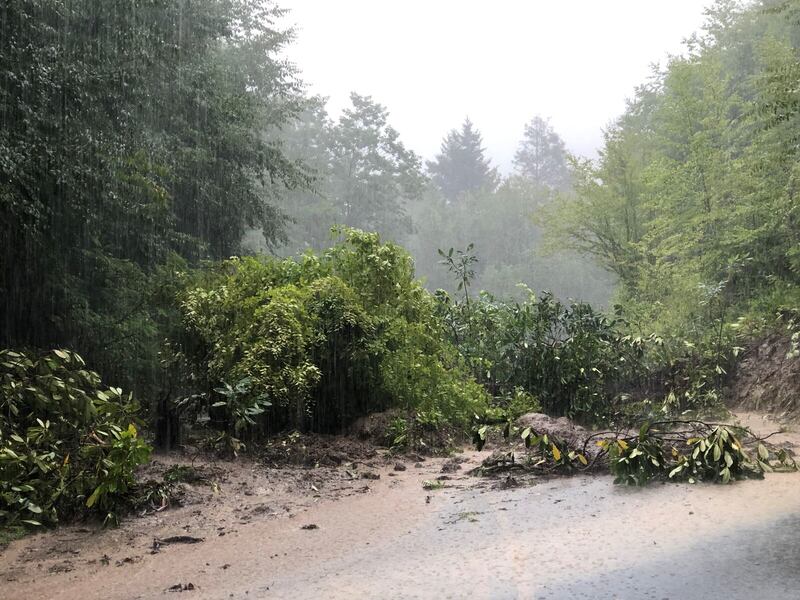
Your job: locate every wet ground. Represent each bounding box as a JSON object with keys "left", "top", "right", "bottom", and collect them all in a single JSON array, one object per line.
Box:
[
  {"left": 3, "top": 412, "right": 799, "bottom": 599},
  {"left": 249, "top": 473, "right": 800, "bottom": 600}
]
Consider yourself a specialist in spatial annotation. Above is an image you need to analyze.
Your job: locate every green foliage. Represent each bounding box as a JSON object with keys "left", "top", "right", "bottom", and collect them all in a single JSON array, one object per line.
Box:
[
  {"left": 668, "top": 427, "right": 761, "bottom": 484},
  {"left": 504, "top": 388, "right": 543, "bottom": 421},
  {"left": 472, "top": 425, "right": 490, "bottom": 451},
  {"left": 779, "top": 307, "right": 800, "bottom": 358},
  {"left": 406, "top": 178, "right": 615, "bottom": 306},
  {"left": 1, "top": 0, "right": 307, "bottom": 401},
  {"left": 606, "top": 424, "right": 666, "bottom": 486},
  {"left": 513, "top": 116, "right": 572, "bottom": 191},
  {"left": 275, "top": 97, "right": 612, "bottom": 307},
  {"left": 174, "top": 228, "right": 488, "bottom": 438},
  {"left": 0, "top": 350, "right": 151, "bottom": 526},
  {"left": 438, "top": 244, "right": 479, "bottom": 305},
  {"left": 387, "top": 417, "right": 410, "bottom": 451},
  {"left": 520, "top": 428, "right": 588, "bottom": 469},
  {"left": 603, "top": 424, "right": 796, "bottom": 487},
  {"left": 213, "top": 379, "right": 273, "bottom": 437},
  {"left": 439, "top": 284, "right": 646, "bottom": 421},
  {"left": 543, "top": 1, "right": 800, "bottom": 369},
  {"left": 427, "top": 118, "right": 499, "bottom": 202},
  {"left": 274, "top": 93, "right": 426, "bottom": 253}
]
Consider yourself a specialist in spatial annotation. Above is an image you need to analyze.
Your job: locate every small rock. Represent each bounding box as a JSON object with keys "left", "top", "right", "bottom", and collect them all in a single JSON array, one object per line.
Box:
[
  {"left": 394, "top": 462, "right": 407, "bottom": 471},
  {"left": 300, "top": 523, "right": 319, "bottom": 530},
  {"left": 361, "top": 472, "right": 380, "bottom": 480},
  {"left": 48, "top": 561, "right": 74, "bottom": 574},
  {"left": 440, "top": 459, "right": 463, "bottom": 473},
  {"left": 251, "top": 504, "right": 272, "bottom": 515}
]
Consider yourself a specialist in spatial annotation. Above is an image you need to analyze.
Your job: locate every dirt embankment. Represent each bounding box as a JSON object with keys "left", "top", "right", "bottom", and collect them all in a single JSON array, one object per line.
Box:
[{"left": 728, "top": 331, "right": 800, "bottom": 419}]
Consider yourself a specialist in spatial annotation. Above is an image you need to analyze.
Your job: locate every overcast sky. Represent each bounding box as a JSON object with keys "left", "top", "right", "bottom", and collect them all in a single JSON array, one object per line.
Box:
[{"left": 279, "top": 0, "right": 715, "bottom": 171}]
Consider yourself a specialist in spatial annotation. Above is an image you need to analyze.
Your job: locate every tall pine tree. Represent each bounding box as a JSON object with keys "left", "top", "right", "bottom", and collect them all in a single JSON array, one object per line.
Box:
[{"left": 427, "top": 118, "right": 499, "bottom": 201}]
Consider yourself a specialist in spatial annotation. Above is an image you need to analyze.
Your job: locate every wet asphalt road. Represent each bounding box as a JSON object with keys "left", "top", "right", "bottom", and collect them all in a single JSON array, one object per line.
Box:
[
  {"left": 542, "top": 513, "right": 800, "bottom": 600},
  {"left": 255, "top": 475, "right": 800, "bottom": 600}
]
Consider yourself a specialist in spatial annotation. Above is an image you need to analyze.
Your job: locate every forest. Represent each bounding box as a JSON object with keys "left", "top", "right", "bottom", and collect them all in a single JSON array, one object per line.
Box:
[{"left": 2, "top": 0, "right": 800, "bottom": 536}]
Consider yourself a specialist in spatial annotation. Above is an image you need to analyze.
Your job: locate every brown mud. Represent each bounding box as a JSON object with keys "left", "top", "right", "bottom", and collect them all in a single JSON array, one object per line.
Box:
[
  {"left": 729, "top": 331, "right": 800, "bottom": 419},
  {"left": 0, "top": 442, "right": 483, "bottom": 599}
]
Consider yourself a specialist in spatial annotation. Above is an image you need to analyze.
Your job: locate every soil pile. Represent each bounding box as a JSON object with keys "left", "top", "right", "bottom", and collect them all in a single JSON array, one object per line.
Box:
[
  {"left": 515, "top": 412, "right": 593, "bottom": 448},
  {"left": 728, "top": 332, "right": 800, "bottom": 419}
]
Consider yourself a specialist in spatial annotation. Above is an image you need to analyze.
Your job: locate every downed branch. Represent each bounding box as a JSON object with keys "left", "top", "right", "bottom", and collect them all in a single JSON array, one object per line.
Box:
[{"left": 471, "top": 418, "right": 797, "bottom": 486}]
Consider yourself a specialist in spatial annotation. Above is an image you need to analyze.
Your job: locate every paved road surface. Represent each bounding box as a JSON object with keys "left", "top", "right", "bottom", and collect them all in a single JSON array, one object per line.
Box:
[{"left": 254, "top": 474, "right": 800, "bottom": 600}]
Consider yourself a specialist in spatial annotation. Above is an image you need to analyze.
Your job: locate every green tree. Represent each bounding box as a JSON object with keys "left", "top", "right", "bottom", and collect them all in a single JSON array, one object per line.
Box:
[
  {"left": 543, "top": 0, "right": 800, "bottom": 337},
  {"left": 0, "top": 0, "right": 306, "bottom": 393},
  {"left": 427, "top": 118, "right": 499, "bottom": 202},
  {"left": 274, "top": 93, "right": 425, "bottom": 253},
  {"left": 330, "top": 93, "right": 426, "bottom": 239},
  {"left": 513, "top": 116, "right": 571, "bottom": 190}
]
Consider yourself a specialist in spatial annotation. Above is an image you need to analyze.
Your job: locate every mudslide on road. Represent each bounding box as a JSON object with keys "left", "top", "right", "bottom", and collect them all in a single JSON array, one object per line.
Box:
[{"left": 3, "top": 412, "right": 798, "bottom": 599}]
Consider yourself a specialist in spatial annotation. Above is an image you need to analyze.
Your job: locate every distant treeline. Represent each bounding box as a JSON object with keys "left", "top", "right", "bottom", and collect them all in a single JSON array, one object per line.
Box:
[{"left": 269, "top": 96, "right": 615, "bottom": 305}]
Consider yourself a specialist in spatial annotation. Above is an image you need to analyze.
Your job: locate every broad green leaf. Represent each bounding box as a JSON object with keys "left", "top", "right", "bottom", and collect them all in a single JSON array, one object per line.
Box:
[{"left": 86, "top": 486, "right": 102, "bottom": 508}]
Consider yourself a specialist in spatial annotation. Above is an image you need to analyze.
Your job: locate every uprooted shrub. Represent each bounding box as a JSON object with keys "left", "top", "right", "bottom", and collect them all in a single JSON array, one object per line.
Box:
[
  {"left": 0, "top": 350, "right": 151, "bottom": 527},
  {"left": 604, "top": 424, "right": 669, "bottom": 486},
  {"left": 172, "top": 228, "right": 488, "bottom": 446}
]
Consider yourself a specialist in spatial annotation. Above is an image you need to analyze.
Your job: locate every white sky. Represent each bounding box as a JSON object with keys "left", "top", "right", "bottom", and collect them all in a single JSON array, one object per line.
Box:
[{"left": 279, "top": 0, "right": 715, "bottom": 170}]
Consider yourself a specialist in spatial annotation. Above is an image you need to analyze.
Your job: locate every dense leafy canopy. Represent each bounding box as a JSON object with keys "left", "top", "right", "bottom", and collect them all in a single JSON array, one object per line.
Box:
[
  {"left": 5, "top": 0, "right": 800, "bottom": 528},
  {"left": 0, "top": 0, "right": 306, "bottom": 392},
  {"left": 546, "top": 0, "right": 800, "bottom": 340},
  {"left": 176, "top": 228, "right": 487, "bottom": 441}
]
